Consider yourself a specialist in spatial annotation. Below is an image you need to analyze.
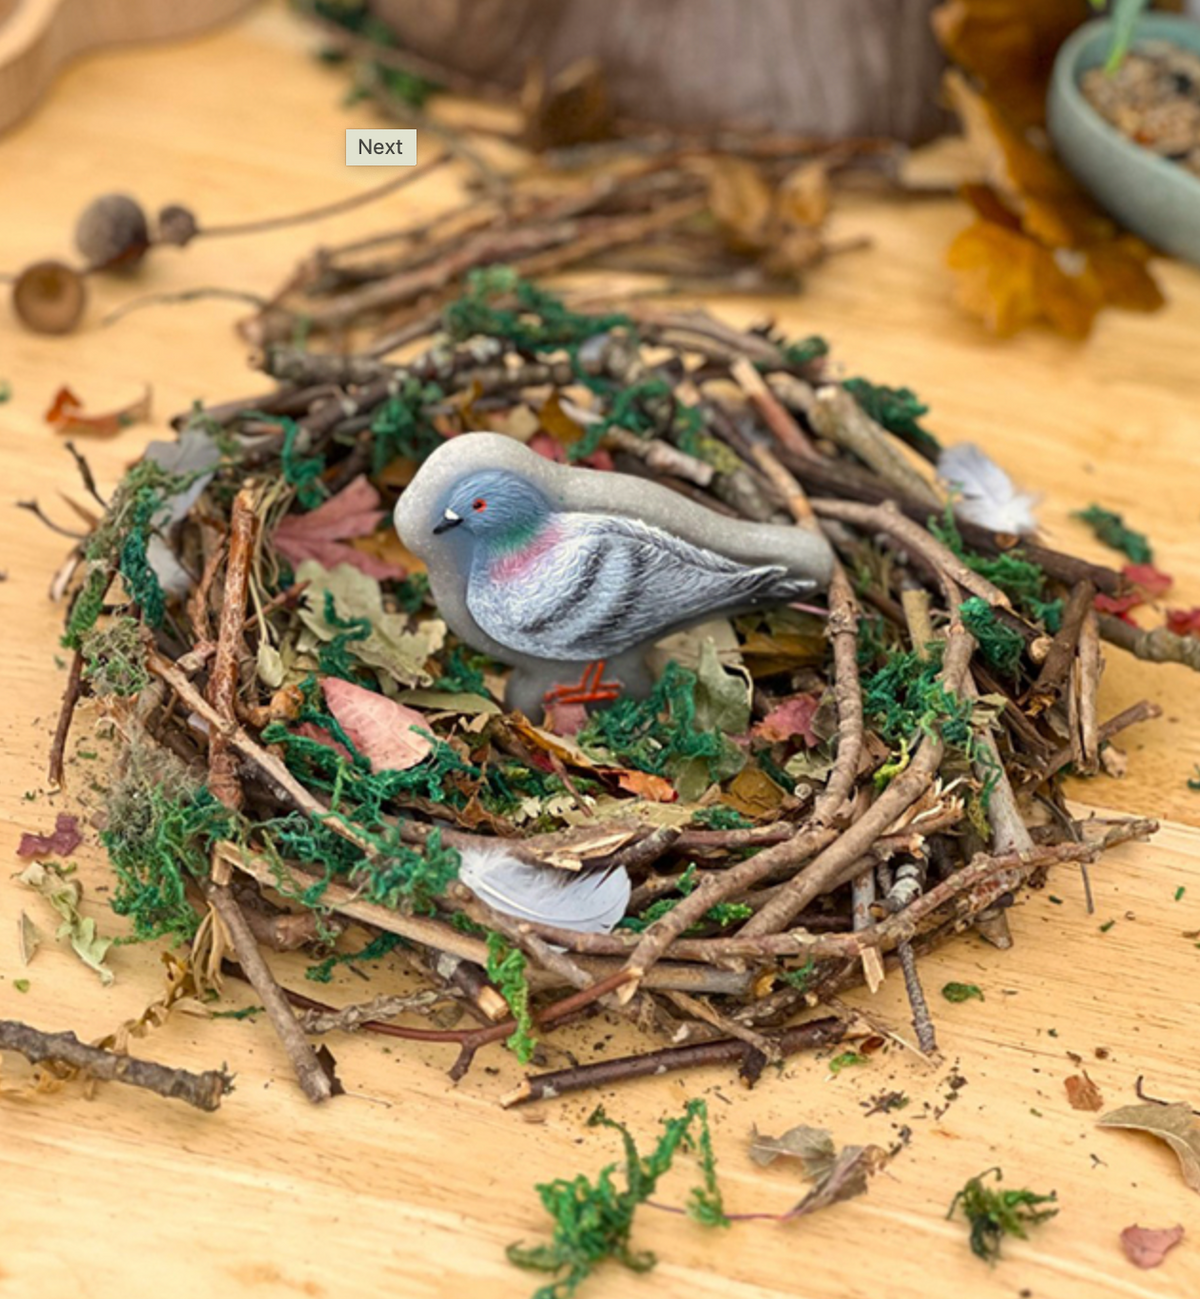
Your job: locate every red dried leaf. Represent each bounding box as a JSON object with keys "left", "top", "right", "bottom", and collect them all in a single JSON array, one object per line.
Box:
[
  {"left": 1123, "top": 563, "right": 1173, "bottom": 598},
  {"left": 1095, "top": 590, "right": 1144, "bottom": 624},
  {"left": 1120, "top": 1223, "right": 1184, "bottom": 1269},
  {"left": 321, "top": 677, "right": 431, "bottom": 773},
  {"left": 754, "top": 693, "right": 822, "bottom": 747},
  {"left": 45, "top": 385, "right": 152, "bottom": 437},
  {"left": 17, "top": 812, "right": 82, "bottom": 858},
  {"left": 1166, "top": 608, "right": 1200, "bottom": 637},
  {"left": 543, "top": 699, "right": 590, "bottom": 736},
  {"left": 1064, "top": 1071, "right": 1104, "bottom": 1111},
  {"left": 528, "top": 431, "right": 567, "bottom": 463},
  {"left": 291, "top": 721, "right": 354, "bottom": 764},
  {"left": 272, "top": 475, "right": 405, "bottom": 580}
]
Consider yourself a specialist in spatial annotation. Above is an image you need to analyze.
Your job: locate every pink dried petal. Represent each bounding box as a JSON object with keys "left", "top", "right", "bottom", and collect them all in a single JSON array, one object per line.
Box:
[{"left": 17, "top": 812, "right": 83, "bottom": 858}]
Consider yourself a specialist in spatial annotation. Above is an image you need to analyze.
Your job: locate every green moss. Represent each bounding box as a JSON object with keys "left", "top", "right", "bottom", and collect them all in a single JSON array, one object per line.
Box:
[
  {"left": 959, "top": 597, "right": 1025, "bottom": 677},
  {"left": 508, "top": 1100, "right": 724, "bottom": 1298},
  {"left": 1073, "top": 503, "right": 1153, "bottom": 564},
  {"left": 844, "top": 377, "right": 940, "bottom": 459},
  {"left": 80, "top": 615, "right": 149, "bottom": 696},
  {"left": 947, "top": 1168, "right": 1058, "bottom": 1263},
  {"left": 280, "top": 418, "right": 327, "bottom": 510},
  {"left": 486, "top": 932, "right": 536, "bottom": 1063}
]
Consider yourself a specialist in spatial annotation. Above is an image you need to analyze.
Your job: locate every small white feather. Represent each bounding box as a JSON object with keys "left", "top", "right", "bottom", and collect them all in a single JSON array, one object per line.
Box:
[
  {"left": 459, "top": 846, "right": 630, "bottom": 933},
  {"left": 937, "top": 442, "right": 1040, "bottom": 536}
]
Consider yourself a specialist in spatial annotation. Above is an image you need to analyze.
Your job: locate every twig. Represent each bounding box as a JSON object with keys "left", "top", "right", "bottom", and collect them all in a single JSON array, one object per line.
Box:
[
  {"left": 500, "top": 1016, "right": 846, "bottom": 1107},
  {"left": 739, "top": 620, "right": 975, "bottom": 937},
  {"left": 207, "top": 487, "right": 258, "bottom": 811},
  {"left": 47, "top": 649, "right": 85, "bottom": 788},
  {"left": 206, "top": 885, "right": 333, "bottom": 1104},
  {"left": 1076, "top": 609, "right": 1102, "bottom": 772},
  {"left": 0, "top": 1018, "right": 231, "bottom": 1112},
  {"left": 896, "top": 941, "right": 938, "bottom": 1056},
  {"left": 1096, "top": 615, "right": 1200, "bottom": 673},
  {"left": 296, "top": 991, "right": 447, "bottom": 1034},
  {"left": 730, "top": 358, "right": 820, "bottom": 463},
  {"left": 1024, "top": 581, "right": 1095, "bottom": 716},
  {"left": 197, "top": 157, "right": 450, "bottom": 238},
  {"left": 811, "top": 498, "right": 1011, "bottom": 610},
  {"left": 1035, "top": 701, "right": 1163, "bottom": 786}
]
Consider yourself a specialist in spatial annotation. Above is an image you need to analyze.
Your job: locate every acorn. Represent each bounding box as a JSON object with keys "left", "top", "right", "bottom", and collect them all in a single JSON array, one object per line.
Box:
[
  {"left": 12, "top": 260, "right": 87, "bottom": 334},
  {"left": 74, "top": 193, "right": 150, "bottom": 270},
  {"left": 157, "top": 204, "right": 199, "bottom": 247}
]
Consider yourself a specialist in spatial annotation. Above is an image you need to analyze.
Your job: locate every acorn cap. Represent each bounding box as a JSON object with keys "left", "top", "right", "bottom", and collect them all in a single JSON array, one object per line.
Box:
[
  {"left": 12, "top": 260, "right": 87, "bottom": 334},
  {"left": 75, "top": 193, "right": 149, "bottom": 270}
]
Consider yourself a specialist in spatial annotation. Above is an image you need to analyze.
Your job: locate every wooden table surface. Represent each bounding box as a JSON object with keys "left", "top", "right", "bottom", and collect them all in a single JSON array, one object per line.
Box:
[{"left": 2, "top": 7, "right": 1199, "bottom": 1298}]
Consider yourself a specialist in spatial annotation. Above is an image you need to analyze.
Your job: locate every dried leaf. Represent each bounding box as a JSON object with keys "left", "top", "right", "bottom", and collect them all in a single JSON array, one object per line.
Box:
[
  {"left": 273, "top": 476, "right": 405, "bottom": 580},
  {"left": 754, "top": 694, "right": 822, "bottom": 747},
  {"left": 784, "top": 1144, "right": 886, "bottom": 1220},
  {"left": 257, "top": 641, "right": 285, "bottom": 690},
  {"left": 694, "top": 638, "right": 751, "bottom": 737},
  {"left": 722, "top": 766, "right": 787, "bottom": 819},
  {"left": 943, "top": 69, "right": 1164, "bottom": 338},
  {"left": 45, "top": 384, "right": 152, "bottom": 437},
  {"left": 1120, "top": 1223, "right": 1184, "bottom": 1269},
  {"left": 1166, "top": 608, "right": 1200, "bottom": 637},
  {"left": 18, "top": 861, "right": 114, "bottom": 986},
  {"left": 749, "top": 1124, "right": 837, "bottom": 1178},
  {"left": 706, "top": 156, "right": 774, "bottom": 254},
  {"left": 392, "top": 689, "right": 501, "bottom": 717},
  {"left": 932, "top": 0, "right": 1091, "bottom": 126},
  {"left": 1123, "top": 564, "right": 1172, "bottom": 599},
  {"left": 521, "top": 57, "right": 613, "bottom": 152},
  {"left": 17, "top": 812, "right": 83, "bottom": 859},
  {"left": 776, "top": 160, "right": 831, "bottom": 231},
  {"left": 321, "top": 677, "right": 432, "bottom": 773},
  {"left": 18, "top": 912, "right": 40, "bottom": 965},
  {"left": 1065, "top": 1072, "right": 1104, "bottom": 1111},
  {"left": 613, "top": 769, "right": 677, "bottom": 803},
  {"left": 295, "top": 561, "right": 445, "bottom": 688},
  {"left": 1099, "top": 1102, "right": 1200, "bottom": 1193}
]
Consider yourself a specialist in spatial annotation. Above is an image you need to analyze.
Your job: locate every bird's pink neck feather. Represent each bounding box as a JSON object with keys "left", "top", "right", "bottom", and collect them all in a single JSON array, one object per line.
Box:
[{"left": 488, "top": 521, "right": 562, "bottom": 582}]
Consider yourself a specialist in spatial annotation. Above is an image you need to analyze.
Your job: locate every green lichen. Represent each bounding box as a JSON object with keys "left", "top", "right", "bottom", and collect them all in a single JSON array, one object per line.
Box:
[{"left": 80, "top": 616, "right": 149, "bottom": 697}]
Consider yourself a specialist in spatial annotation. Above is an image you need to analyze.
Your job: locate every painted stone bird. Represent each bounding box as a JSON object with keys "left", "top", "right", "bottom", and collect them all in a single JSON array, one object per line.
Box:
[{"left": 396, "top": 433, "right": 833, "bottom": 718}]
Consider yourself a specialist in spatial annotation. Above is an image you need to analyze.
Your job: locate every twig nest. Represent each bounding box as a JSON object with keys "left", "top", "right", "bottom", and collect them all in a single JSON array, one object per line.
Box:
[
  {"left": 157, "top": 204, "right": 199, "bottom": 248},
  {"left": 12, "top": 260, "right": 87, "bottom": 334},
  {"left": 74, "top": 194, "right": 150, "bottom": 270}
]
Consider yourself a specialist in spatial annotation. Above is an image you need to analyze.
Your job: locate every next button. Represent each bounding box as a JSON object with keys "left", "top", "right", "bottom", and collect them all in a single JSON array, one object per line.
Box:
[{"left": 345, "top": 129, "right": 418, "bottom": 166}]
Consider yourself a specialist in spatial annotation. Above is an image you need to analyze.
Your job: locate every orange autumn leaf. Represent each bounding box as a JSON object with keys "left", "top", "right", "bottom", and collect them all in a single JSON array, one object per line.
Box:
[
  {"left": 45, "top": 384, "right": 152, "bottom": 437},
  {"left": 942, "top": 71, "right": 1164, "bottom": 337},
  {"left": 613, "top": 768, "right": 677, "bottom": 803},
  {"left": 932, "top": 0, "right": 1091, "bottom": 126}
]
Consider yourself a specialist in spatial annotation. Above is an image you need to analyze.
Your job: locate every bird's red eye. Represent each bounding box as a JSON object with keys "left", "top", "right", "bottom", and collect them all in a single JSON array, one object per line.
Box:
[{"left": 472, "top": 497, "right": 487, "bottom": 512}]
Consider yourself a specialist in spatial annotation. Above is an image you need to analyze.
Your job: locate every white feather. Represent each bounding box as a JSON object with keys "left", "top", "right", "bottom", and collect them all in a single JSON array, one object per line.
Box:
[
  {"left": 459, "top": 846, "right": 630, "bottom": 933},
  {"left": 937, "top": 442, "right": 1040, "bottom": 537}
]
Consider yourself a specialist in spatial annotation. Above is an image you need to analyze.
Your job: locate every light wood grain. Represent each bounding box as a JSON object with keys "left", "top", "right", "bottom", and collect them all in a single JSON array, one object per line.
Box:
[{"left": 1, "top": 7, "right": 1199, "bottom": 1299}]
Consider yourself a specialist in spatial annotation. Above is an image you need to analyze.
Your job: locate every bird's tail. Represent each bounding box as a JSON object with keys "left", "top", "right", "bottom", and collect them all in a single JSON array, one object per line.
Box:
[{"left": 769, "top": 573, "right": 818, "bottom": 602}]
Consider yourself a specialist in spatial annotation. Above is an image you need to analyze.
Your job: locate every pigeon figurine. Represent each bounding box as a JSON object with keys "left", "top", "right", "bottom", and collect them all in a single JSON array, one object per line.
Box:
[{"left": 396, "top": 433, "right": 833, "bottom": 718}]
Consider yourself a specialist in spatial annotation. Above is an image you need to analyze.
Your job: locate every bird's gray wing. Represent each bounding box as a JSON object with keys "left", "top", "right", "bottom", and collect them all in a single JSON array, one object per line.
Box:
[{"left": 468, "top": 513, "right": 809, "bottom": 662}]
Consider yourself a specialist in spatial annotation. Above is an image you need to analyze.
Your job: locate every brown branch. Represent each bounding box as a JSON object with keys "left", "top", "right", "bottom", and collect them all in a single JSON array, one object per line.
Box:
[
  {"left": 1024, "top": 581, "right": 1094, "bottom": 716},
  {"left": 1097, "top": 615, "right": 1200, "bottom": 672},
  {"left": 500, "top": 1016, "right": 846, "bottom": 1107},
  {"left": 740, "top": 620, "right": 975, "bottom": 937},
  {"left": 207, "top": 487, "right": 258, "bottom": 811},
  {"left": 896, "top": 941, "right": 938, "bottom": 1056},
  {"left": 47, "top": 649, "right": 85, "bottom": 788},
  {"left": 1035, "top": 700, "right": 1163, "bottom": 786},
  {"left": 206, "top": 885, "right": 333, "bottom": 1104},
  {"left": 811, "top": 498, "right": 1011, "bottom": 610},
  {"left": 0, "top": 1018, "right": 231, "bottom": 1112},
  {"left": 1076, "top": 608, "right": 1102, "bottom": 772}
]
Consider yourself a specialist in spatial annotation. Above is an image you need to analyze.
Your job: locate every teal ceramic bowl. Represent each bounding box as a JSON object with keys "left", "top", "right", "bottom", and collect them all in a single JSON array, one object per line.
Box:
[{"left": 1048, "top": 15, "right": 1200, "bottom": 265}]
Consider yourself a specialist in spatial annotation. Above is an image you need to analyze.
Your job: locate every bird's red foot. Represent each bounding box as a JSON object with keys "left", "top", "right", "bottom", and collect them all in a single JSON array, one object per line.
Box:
[{"left": 542, "top": 660, "right": 623, "bottom": 708}]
